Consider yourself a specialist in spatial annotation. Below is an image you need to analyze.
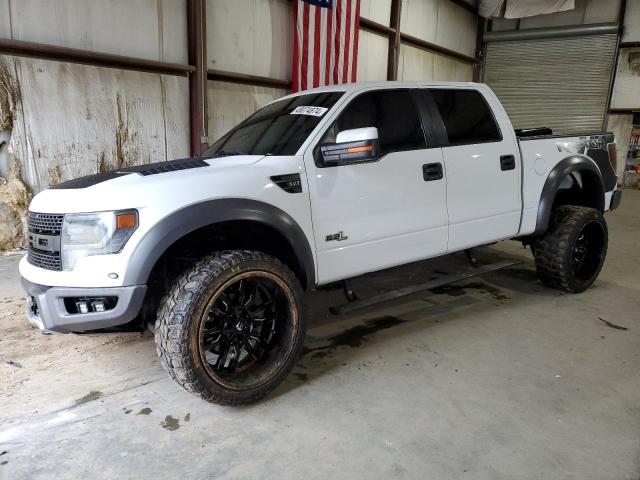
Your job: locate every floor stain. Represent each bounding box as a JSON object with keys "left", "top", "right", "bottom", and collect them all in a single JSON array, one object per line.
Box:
[
  {"left": 184, "top": 413, "right": 190, "bottom": 422},
  {"left": 310, "top": 350, "right": 329, "bottom": 359},
  {"left": 161, "top": 415, "right": 180, "bottom": 431},
  {"left": 294, "top": 372, "right": 309, "bottom": 381},
  {"left": 327, "top": 316, "right": 405, "bottom": 348},
  {"left": 304, "top": 316, "right": 405, "bottom": 356},
  {"left": 137, "top": 407, "right": 152, "bottom": 415},
  {"left": 433, "top": 282, "right": 510, "bottom": 301},
  {"left": 73, "top": 390, "right": 103, "bottom": 406}
]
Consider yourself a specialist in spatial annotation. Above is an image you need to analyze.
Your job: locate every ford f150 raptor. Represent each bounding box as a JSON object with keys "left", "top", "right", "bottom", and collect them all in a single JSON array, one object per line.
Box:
[{"left": 20, "top": 81, "right": 622, "bottom": 405}]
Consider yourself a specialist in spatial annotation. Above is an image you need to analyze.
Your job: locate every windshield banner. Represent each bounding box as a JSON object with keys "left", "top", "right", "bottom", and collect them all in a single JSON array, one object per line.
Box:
[{"left": 290, "top": 106, "right": 329, "bottom": 117}]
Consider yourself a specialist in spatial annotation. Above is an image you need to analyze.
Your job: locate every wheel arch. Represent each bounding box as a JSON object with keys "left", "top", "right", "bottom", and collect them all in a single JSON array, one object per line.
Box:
[
  {"left": 534, "top": 155, "right": 605, "bottom": 235},
  {"left": 122, "top": 199, "right": 316, "bottom": 289}
]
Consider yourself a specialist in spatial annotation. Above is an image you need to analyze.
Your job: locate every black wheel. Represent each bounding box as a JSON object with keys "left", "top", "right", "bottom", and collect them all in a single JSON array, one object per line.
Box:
[
  {"left": 155, "top": 250, "right": 305, "bottom": 405},
  {"left": 534, "top": 205, "right": 608, "bottom": 293}
]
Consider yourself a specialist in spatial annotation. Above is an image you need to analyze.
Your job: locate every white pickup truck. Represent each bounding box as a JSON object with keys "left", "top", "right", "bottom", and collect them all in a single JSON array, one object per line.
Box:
[{"left": 20, "top": 81, "right": 621, "bottom": 405}]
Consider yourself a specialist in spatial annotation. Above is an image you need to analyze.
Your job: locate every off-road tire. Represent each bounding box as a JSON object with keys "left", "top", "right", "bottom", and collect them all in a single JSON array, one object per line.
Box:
[
  {"left": 534, "top": 206, "right": 608, "bottom": 293},
  {"left": 155, "top": 250, "right": 305, "bottom": 405}
]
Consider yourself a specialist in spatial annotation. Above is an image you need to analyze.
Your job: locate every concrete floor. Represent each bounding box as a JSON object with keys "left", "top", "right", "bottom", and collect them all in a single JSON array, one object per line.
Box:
[{"left": 1, "top": 191, "right": 639, "bottom": 480}]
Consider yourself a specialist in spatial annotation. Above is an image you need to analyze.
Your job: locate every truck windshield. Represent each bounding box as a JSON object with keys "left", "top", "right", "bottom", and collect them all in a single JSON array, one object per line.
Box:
[{"left": 203, "top": 91, "right": 344, "bottom": 158}]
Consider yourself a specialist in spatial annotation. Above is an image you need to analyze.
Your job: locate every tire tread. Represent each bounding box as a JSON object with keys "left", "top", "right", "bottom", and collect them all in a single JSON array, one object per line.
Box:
[
  {"left": 534, "top": 205, "right": 607, "bottom": 293},
  {"left": 155, "top": 250, "right": 304, "bottom": 405}
]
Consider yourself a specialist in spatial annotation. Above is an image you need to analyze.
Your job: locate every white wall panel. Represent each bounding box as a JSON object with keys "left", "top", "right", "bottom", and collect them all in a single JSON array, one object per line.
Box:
[
  {"left": 207, "top": 0, "right": 292, "bottom": 81},
  {"left": 2, "top": 56, "right": 189, "bottom": 193},
  {"left": 0, "top": 0, "right": 10, "bottom": 38},
  {"left": 401, "top": 0, "right": 476, "bottom": 58},
  {"left": 582, "top": 0, "right": 621, "bottom": 24},
  {"left": 6, "top": 0, "right": 188, "bottom": 64},
  {"left": 161, "top": 75, "right": 191, "bottom": 160},
  {"left": 207, "top": 81, "right": 287, "bottom": 143},
  {"left": 433, "top": 54, "right": 473, "bottom": 81},
  {"left": 160, "top": 0, "right": 189, "bottom": 63},
  {"left": 398, "top": 44, "right": 473, "bottom": 81},
  {"left": 401, "top": 0, "right": 439, "bottom": 44},
  {"left": 356, "top": 29, "right": 389, "bottom": 81},
  {"left": 399, "top": 44, "right": 435, "bottom": 80},
  {"left": 611, "top": 48, "right": 640, "bottom": 110},
  {"left": 434, "top": 0, "right": 477, "bottom": 58},
  {"left": 622, "top": 0, "right": 640, "bottom": 43},
  {"left": 360, "top": 0, "right": 392, "bottom": 26}
]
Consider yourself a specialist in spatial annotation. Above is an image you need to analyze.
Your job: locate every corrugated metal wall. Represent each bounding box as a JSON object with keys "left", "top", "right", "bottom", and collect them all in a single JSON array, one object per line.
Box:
[{"left": 484, "top": 33, "right": 618, "bottom": 133}]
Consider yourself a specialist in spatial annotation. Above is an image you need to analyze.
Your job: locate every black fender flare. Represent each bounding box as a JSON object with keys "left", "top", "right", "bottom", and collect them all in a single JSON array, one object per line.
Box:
[
  {"left": 122, "top": 198, "right": 316, "bottom": 288},
  {"left": 534, "top": 155, "right": 605, "bottom": 235}
]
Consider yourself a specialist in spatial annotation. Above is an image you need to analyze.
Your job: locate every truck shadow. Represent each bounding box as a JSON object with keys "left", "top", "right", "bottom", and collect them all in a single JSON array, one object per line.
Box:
[{"left": 272, "top": 246, "right": 560, "bottom": 399}]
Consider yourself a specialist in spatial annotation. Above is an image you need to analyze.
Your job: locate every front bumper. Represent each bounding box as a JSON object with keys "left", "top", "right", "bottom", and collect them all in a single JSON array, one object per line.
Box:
[{"left": 21, "top": 277, "right": 147, "bottom": 333}]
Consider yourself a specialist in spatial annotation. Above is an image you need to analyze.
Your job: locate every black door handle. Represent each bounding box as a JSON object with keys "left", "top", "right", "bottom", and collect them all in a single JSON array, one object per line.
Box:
[
  {"left": 422, "top": 163, "right": 443, "bottom": 181},
  {"left": 500, "top": 155, "right": 516, "bottom": 171}
]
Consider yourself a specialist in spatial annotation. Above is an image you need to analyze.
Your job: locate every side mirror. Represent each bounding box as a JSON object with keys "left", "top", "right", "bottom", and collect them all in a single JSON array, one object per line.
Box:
[{"left": 320, "top": 127, "right": 380, "bottom": 167}]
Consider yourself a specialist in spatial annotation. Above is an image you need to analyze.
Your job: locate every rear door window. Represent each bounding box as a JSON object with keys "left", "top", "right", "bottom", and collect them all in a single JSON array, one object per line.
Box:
[{"left": 430, "top": 89, "right": 501, "bottom": 145}]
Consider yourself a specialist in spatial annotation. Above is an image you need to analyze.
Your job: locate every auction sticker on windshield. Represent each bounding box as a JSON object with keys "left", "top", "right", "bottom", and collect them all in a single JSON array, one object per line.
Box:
[{"left": 290, "top": 106, "right": 328, "bottom": 117}]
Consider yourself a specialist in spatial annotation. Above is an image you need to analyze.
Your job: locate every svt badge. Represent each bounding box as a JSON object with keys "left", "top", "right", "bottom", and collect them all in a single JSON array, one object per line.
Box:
[{"left": 325, "top": 231, "right": 348, "bottom": 242}]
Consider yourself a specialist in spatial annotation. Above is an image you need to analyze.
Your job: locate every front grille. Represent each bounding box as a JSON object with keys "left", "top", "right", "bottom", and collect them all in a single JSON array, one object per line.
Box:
[
  {"left": 27, "top": 212, "right": 64, "bottom": 271},
  {"left": 27, "top": 249, "right": 62, "bottom": 271},
  {"left": 28, "top": 213, "right": 64, "bottom": 235}
]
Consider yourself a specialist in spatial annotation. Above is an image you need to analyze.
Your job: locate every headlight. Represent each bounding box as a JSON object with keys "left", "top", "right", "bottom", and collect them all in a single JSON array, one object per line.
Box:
[{"left": 61, "top": 210, "right": 138, "bottom": 271}]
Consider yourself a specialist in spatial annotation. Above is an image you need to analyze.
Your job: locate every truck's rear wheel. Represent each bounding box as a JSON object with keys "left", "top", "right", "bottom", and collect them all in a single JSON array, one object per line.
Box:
[
  {"left": 534, "top": 206, "right": 608, "bottom": 293},
  {"left": 155, "top": 250, "right": 305, "bottom": 405}
]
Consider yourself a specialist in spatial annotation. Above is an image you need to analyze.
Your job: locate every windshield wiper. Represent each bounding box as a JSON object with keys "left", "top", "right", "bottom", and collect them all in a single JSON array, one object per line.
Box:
[{"left": 210, "top": 150, "right": 250, "bottom": 158}]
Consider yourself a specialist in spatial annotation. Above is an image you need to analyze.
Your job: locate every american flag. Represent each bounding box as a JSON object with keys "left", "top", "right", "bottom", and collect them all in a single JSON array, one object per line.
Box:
[{"left": 292, "top": 0, "right": 361, "bottom": 92}]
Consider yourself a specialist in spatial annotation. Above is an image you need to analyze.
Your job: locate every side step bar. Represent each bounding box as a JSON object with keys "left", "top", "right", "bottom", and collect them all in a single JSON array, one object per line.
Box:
[{"left": 330, "top": 259, "right": 521, "bottom": 316}]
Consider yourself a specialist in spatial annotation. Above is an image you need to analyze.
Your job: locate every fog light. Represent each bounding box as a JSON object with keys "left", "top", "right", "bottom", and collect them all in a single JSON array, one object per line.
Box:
[
  {"left": 92, "top": 301, "right": 105, "bottom": 312},
  {"left": 65, "top": 296, "right": 118, "bottom": 315},
  {"left": 76, "top": 301, "right": 89, "bottom": 314}
]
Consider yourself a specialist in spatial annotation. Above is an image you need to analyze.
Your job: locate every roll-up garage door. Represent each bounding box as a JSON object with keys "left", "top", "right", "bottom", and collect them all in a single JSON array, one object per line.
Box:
[{"left": 483, "top": 27, "right": 618, "bottom": 134}]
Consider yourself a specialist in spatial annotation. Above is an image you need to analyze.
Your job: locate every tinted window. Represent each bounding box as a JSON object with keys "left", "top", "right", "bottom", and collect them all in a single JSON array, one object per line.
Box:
[
  {"left": 204, "top": 91, "right": 343, "bottom": 157},
  {"left": 324, "top": 90, "right": 426, "bottom": 155},
  {"left": 430, "top": 89, "right": 501, "bottom": 145}
]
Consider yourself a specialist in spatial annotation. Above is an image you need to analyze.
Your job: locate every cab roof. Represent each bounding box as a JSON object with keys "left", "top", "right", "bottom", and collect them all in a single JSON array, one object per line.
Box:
[{"left": 280, "top": 80, "right": 488, "bottom": 101}]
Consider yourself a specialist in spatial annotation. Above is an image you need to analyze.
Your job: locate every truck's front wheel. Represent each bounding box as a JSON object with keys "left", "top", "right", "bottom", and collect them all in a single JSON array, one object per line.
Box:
[
  {"left": 155, "top": 250, "right": 305, "bottom": 405},
  {"left": 534, "top": 206, "right": 608, "bottom": 293}
]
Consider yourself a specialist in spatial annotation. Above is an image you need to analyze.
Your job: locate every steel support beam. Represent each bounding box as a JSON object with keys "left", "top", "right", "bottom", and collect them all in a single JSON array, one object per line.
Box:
[
  {"left": 187, "top": 0, "right": 209, "bottom": 156},
  {"left": 359, "top": 17, "right": 396, "bottom": 36},
  {"left": 484, "top": 22, "right": 619, "bottom": 42},
  {"left": 387, "top": 0, "right": 402, "bottom": 80},
  {"left": 208, "top": 69, "right": 291, "bottom": 90},
  {"left": 0, "top": 38, "right": 194, "bottom": 76},
  {"left": 609, "top": 108, "right": 637, "bottom": 114},
  {"left": 400, "top": 32, "right": 478, "bottom": 64},
  {"left": 604, "top": 0, "right": 627, "bottom": 128},
  {"left": 473, "top": 17, "right": 486, "bottom": 81}
]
